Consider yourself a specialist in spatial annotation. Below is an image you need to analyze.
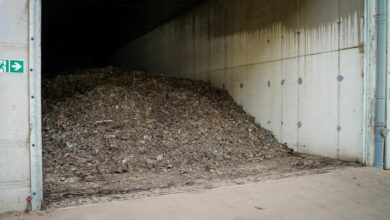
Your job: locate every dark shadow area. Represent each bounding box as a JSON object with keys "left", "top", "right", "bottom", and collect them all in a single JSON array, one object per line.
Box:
[{"left": 42, "top": 0, "right": 204, "bottom": 76}]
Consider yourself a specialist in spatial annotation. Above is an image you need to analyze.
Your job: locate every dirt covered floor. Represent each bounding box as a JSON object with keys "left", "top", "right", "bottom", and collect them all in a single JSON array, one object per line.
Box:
[{"left": 42, "top": 67, "right": 356, "bottom": 209}]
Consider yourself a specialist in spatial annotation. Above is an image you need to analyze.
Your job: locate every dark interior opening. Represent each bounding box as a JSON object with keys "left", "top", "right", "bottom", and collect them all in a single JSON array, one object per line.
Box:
[
  {"left": 42, "top": 0, "right": 204, "bottom": 76},
  {"left": 39, "top": 1, "right": 357, "bottom": 210}
]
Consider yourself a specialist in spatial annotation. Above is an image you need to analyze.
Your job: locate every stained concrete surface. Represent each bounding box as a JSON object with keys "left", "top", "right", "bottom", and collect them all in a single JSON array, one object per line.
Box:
[
  {"left": 2, "top": 167, "right": 390, "bottom": 220},
  {"left": 115, "top": 0, "right": 366, "bottom": 163}
]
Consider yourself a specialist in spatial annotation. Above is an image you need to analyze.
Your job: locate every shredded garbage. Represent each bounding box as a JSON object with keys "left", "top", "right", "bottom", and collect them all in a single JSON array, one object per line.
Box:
[{"left": 42, "top": 67, "right": 351, "bottom": 208}]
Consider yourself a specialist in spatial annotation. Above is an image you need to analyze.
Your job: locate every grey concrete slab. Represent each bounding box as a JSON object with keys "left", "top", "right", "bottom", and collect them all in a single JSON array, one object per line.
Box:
[
  {"left": 2, "top": 167, "right": 389, "bottom": 220},
  {"left": 113, "top": 0, "right": 367, "bottom": 163}
]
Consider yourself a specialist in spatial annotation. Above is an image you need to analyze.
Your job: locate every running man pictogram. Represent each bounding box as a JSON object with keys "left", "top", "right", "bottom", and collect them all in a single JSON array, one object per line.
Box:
[{"left": 0, "top": 60, "right": 9, "bottom": 73}]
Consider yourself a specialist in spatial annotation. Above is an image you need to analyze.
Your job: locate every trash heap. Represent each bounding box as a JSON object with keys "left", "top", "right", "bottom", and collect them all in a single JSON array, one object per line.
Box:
[{"left": 42, "top": 67, "right": 293, "bottom": 178}]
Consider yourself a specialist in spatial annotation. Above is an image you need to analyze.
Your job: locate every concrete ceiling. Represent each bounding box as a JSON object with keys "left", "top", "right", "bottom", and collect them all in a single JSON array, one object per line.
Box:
[{"left": 42, "top": 0, "right": 204, "bottom": 74}]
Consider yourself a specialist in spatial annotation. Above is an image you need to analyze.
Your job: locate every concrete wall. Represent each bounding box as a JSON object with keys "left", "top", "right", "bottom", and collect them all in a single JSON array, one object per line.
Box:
[
  {"left": 0, "top": 0, "right": 31, "bottom": 213},
  {"left": 115, "top": 0, "right": 365, "bottom": 162},
  {"left": 116, "top": 0, "right": 364, "bottom": 161},
  {"left": 386, "top": 0, "right": 390, "bottom": 170},
  {"left": 0, "top": 0, "right": 373, "bottom": 214}
]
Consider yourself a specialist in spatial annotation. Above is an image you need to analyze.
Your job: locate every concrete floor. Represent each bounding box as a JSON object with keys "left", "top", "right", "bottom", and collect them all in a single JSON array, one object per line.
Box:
[{"left": 2, "top": 167, "right": 390, "bottom": 220}]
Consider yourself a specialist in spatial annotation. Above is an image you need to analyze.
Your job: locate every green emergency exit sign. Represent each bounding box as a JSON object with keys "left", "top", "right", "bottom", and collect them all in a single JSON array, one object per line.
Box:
[{"left": 0, "top": 59, "right": 25, "bottom": 73}]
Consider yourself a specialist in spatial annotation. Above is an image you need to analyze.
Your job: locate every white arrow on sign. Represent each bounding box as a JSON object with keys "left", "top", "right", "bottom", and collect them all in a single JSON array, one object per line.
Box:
[{"left": 12, "top": 62, "right": 22, "bottom": 71}]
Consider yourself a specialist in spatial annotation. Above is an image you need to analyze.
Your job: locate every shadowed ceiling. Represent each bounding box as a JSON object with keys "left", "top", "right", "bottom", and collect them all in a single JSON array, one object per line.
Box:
[{"left": 43, "top": 0, "right": 204, "bottom": 74}]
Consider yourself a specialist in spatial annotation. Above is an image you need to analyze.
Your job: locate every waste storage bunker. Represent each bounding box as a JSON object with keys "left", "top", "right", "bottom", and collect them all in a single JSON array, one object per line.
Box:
[{"left": 0, "top": 0, "right": 389, "bottom": 214}]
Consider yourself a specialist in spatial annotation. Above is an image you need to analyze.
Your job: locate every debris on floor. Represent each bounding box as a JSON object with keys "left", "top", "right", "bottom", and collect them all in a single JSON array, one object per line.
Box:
[{"left": 42, "top": 67, "right": 353, "bottom": 209}]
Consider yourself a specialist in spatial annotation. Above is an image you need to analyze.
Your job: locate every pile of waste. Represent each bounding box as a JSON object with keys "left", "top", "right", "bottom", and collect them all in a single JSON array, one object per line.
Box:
[{"left": 42, "top": 67, "right": 296, "bottom": 178}]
